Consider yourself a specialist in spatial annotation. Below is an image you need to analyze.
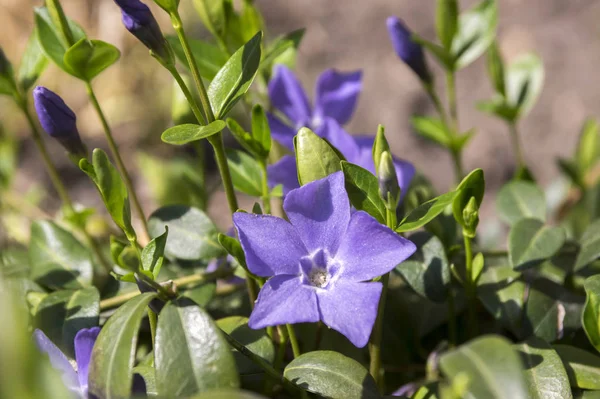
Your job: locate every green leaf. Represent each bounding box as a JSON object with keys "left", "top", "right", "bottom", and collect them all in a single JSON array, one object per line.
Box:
[
  {"left": 411, "top": 116, "right": 452, "bottom": 147},
  {"left": 161, "top": 121, "right": 226, "bottom": 145},
  {"left": 182, "top": 283, "right": 216, "bottom": 307},
  {"left": 226, "top": 117, "right": 264, "bottom": 158},
  {"left": 262, "top": 28, "right": 305, "bottom": 70},
  {"left": 142, "top": 227, "right": 168, "bottom": 278},
  {"left": 486, "top": 41, "right": 506, "bottom": 96},
  {"left": 576, "top": 119, "right": 600, "bottom": 174},
  {"left": 148, "top": 205, "right": 224, "bottom": 261},
  {"left": 477, "top": 96, "right": 518, "bottom": 122},
  {"left": 395, "top": 232, "right": 450, "bottom": 302},
  {"left": 397, "top": 191, "right": 458, "bottom": 232},
  {"left": 523, "top": 282, "right": 562, "bottom": 342},
  {"left": 33, "top": 6, "right": 86, "bottom": 76},
  {"left": 62, "top": 286, "right": 100, "bottom": 357},
  {"left": 218, "top": 233, "right": 247, "bottom": 270},
  {"left": 509, "top": 218, "right": 565, "bottom": 270},
  {"left": 341, "top": 161, "right": 387, "bottom": 224},
  {"left": 155, "top": 299, "right": 239, "bottom": 396},
  {"left": 188, "top": 390, "right": 268, "bottom": 399},
  {"left": 583, "top": 275, "right": 600, "bottom": 352},
  {"left": 225, "top": 148, "right": 263, "bottom": 197},
  {"left": 505, "top": 53, "right": 544, "bottom": 119},
  {"left": 29, "top": 220, "right": 94, "bottom": 289},
  {"left": 216, "top": 316, "right": 275, "bottom": 375},
  {"left": 63, "top": 38, "right": 120, "bottom": 81},
  {"left": 283, "top": 350, "right": 380, "bottom": 399},
  {"left": 152, "top": 0, "right": 179, "bottom": 13},
  {"left": 208, "top": 32, "right": 262, "bottom": 119},
  {"left": 439, "top": 335, "right": 527, "bottom": 399},
  {"left": 554, "top": 345, "right": 600, "bottom": 390},
  {"left": 80, "top": 149, "right": 135, "bottom": 239},
  {"left": 514, "top": 338, "right": 572, "bottom": 399},
  {"left": 193, "top": 0, "right": 226, "bottom": 38},
  {"left": 413, "top": 35, "right": 455, "bottom": 70},
  {"left": 88, "top": 293, "right": 157, "bottom": 399},
  {"left": 166, "top": 36, "right": 228, "bottom": 81},
  {"left": 295, "top": 127, "right": 342, "bottom": 186},
  {"left": 496, "top": 181, "right": 546, "bottom": 225},
  {"left": 251, "top": 104, "right": 271, "bottom": 158},
  {"left": 452, "top": 168, "right": 485, "bottom": 229},
  {"left": 574, "top": 220, "right": 600, "bottom": 272},
  {"left": 452, "top": 0, "right": 498, "bottom": 69},
  {"left": 435, "top": 0, "right": 458, "bottom": 50},
  {"left": 132, "top": 365, "right": 157, "bottom": 397},
  {"left": 18, "top": 29, "right": 48, "bottom": 91}
]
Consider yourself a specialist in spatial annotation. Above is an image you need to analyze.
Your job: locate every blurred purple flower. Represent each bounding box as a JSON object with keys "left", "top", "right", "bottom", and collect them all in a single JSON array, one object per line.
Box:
[
  {"left": 233, "top": 172, "right": 416, "bottom": 347},
  {"left": 114, "top": 0, "right": 170, "bottom": 60},
  {"left": 387, "top": 17, "right": 432, "bottom": 83},
  {"left": 268, "top": 65, "right": 362, "bottom": 150},
  {"left": 34, "top": 327, "right": 100, "bottom": 398},
  {"left": 33, "top": 86, "right": 87, "bottom": 158}
]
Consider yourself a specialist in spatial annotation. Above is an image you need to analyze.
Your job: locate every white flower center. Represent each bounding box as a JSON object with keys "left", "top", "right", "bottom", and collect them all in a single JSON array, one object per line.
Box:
[{"left": 308, "top": 268, "right": 328, "bottom": 288}]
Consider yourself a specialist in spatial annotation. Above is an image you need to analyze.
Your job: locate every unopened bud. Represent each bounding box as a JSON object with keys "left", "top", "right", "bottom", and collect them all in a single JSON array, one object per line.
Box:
[
  {"left": 462, "top": 196, "right": 479, "bottom": 235},
  {"left": 378, "top": 151, "right": 401, "bottom": 208},
  {"left": 386, "top": 17, "right": 432, "bottom": 83}
]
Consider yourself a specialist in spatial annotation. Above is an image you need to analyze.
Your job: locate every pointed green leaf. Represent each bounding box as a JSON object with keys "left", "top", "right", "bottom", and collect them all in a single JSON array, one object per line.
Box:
[
  {"left": 225, "top": 148, "right": 263, "bottom": 197},
  {"left": 251, "top": 104, "right": 271, "bottom": 158},
  {"left": 435, "top": 0, "right": 458, "bottom": 50},
  {"left": 295, "top": 127, "right": 342, "bottom": 185},
  {"left": 574, "top": 220, "right": 600, "bottom": 272},
  {"left": 161, "top": 121, "right": 226, "bottom": 145},
  {"left": 18, "top": 29, "right": 48, "bottom": 90},
  {"left": 452, "top": 0, "right": 498, "bottom": 69},
  {"left": 155, "top": 299, "right": 239, "bottom": 396},
  {"left": 397, "top": 190, "right": 458, "bottom": 232},
  {"left": 283, "top": 350, "right": 379, "bottom": 399},
  {"left": 88, "top": 293, "right": 157, "bottom": 399},
  {"left": 218, "top": 233, "right": 246, "bottom": 270},
  {"left": 341, "top": 161, "right": 387, "bottom": 224},
  {"left": 193, "top": 0, "right": 226, "bottom": 38},
  {"left": 505, "top": 53, "right": 544, "bottom": 119},
  {"left": 583, "top": 275, "right": 600, "bottom": 353},
  {"left": 576, "top": 119, "right": 600, "bottom": 174},
  {"left": 554, "top": 345, "right": 600, "bottom": 390},
  {"left": 166, "top": 36, "right": 228, "bottom": 81},
  {"left": 411, "top": 116, "right": 452, "bottom": 147},
  {"left": 509, "top": 218, "right": 565, "bottom": 270},
  {"left": 142, "top": 227, "right": 168, "bottom": 278},
  {"left": 496, "top": 181, "right": 546, "bottom": 225}
]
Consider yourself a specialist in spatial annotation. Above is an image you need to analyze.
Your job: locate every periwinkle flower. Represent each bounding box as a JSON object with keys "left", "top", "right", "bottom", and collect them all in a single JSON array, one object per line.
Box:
[
  {"left": 387, "top": 17, "right": 432, "bottom": 83},
  {"left": 34, "top": 327, "right": 100, "bottom": 398},
  {"left": 233, "top": 172, "right": 416, "bottom": 347},
  {"left": 33, "top": 86, "right": 87, "bottom": 158},
  {"left": 114, "top": 0, "right": 170, "bottom": 61},
  {"left": 267, "top": 65, "right": 362, "bottom": 150}
]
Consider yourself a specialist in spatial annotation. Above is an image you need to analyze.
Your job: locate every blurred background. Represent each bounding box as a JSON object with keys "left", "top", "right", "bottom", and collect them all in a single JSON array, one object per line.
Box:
[{"left": 1, "top": 0, "right": 599, "bottom": 233}]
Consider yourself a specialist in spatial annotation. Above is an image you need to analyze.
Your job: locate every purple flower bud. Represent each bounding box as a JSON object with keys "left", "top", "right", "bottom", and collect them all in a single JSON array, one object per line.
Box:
[
  {"left": 33, "top": 86, "right": 86, "bottom": 157},
  {"left": 114, "top": 0, "right": 170, "bottom": 60},
  {"left": 386, "top": 16, "right": 432, "bottom": 83}
]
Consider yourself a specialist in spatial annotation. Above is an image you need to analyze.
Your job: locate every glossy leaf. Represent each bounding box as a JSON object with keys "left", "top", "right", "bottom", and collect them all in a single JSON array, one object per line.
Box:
[
  {"left": 554, "top": 345, "right": 600, "bottom": 390},
  {"left": 63, "top": 38, "right": 120, "bottom": 81},
  {"left": 141, "top": 227, "right": 168, "bottom": 278},
  {"left": 193, "top": 0, "right": 226, "bottom": 38},
  {"left": 509, "top": 218, "right": 565, "bottom": 270},
  {"left": 523, "top": 282, "right": 562, "bottom": 342},
  {"left": 514, "top": 338, "right": 572, "bottom": 399},
  {"left": 574, "top": 220, "right": 600, "bottom": 272},
  {"left": 452, "top": 0, "right": 498, "bottom": 69},
  {"left": 226, "top": 148, "right": 263, "bottom": 197},
  {"left": 505, "top": 53, "right": 544, "bottom": 119},
  {"left": 496, "top": 181, "right": 546, "bottom": 225},
  {"left": 208, "top": 32, "right": 262, "bottom": 119},
  {"left": 18, "top": 29, "right": 48, "bottom": 90},
  {"left": 395, "top": 232, "right": 450, "bottom": 302},
  {"left": 583, "top": 275, "right": 600, "bottom": 352},
  {"left": 341, "top": 161, "right": 387, "bottom": 224},
  {"left": 283, "top": 350, "right": 379, "bottom": 399},
  {"left": 411, "top": 116, "right": 451, "bottom": 147},
  {"left": 34, "top": 290, "right": 76, "bottom": 353},
  {"left": 166, "top": 36, "right": 228, "bottom": 81},
  {"left": 295, "top": 127, "right": 342, "bottom": 186},
  {"left": 226, "top": 117, "right": 265, "bottom": 158},
  {"left": 89, "top": 293, "right": 157, "bottom": 399},
  {"left": 478, "top": 265, "right": 524, "bottom": 336},
  {"left": 439, "top": 335, "right": 527, "bottom": 399},
  {"left": 148, "top": 205, "right": 224, "bottom": 261},
  {"left": 62, "top": 286, "right": 100, "bottom": 357},
  {"left": 161, "top": 121, "right": 226, "bottom": 145},
  {"left": 29, "top": 220, "right": 94, "bottom": 289},
  {"left": 397, "top": 191, "right": 458, "bottom": 232},
  {"left": 155, "top": 299, "right": 239, "bottom": 396},
  {"left": 218, "top": 233, "right": 247, "bottom": 269},
  {"left": 216, "top": 316, "right": 275, "bottom": 375}
]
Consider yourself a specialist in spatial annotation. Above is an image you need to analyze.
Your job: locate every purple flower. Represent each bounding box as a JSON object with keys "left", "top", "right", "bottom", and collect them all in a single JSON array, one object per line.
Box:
[
  {"left": 33, "top": 86, "right": 87, "bottom": 157},
  {"left": 114, "top": 0, "right": 169, "bottom": 60},
  {"left": 34, "top": 327, "right": 100, "bottom": 398},
  {"left": 387, "top": 17, "right": 432, "bottom": 83},
  {"left": 233, "top": 172, "right": 416, "bottom": 347},
  {"left": 268, "top": 65, "right": 362, "bottom": 150}
]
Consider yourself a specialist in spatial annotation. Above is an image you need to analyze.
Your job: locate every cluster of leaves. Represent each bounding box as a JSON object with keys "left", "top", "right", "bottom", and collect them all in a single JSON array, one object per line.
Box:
[{"left": 2, "top": 0, "right": 600, "bottom": 399}]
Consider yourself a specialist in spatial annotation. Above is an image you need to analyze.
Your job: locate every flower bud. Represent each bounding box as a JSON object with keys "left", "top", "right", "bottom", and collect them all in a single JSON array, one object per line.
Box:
[
  {"left": 378, "top": 151, "right": 401, "bottom": 209},
  {"left": 33, "top": 86, "right": 87, "bottom": 158},
  {"left": 386, "top": 16, "right": 432, "bottom": 83},
  {"left": 114, "top": 0, "right": 171, "bottom": 62},
  {"left": 462, "top": 196, "right": 479, "bottom": 236}
]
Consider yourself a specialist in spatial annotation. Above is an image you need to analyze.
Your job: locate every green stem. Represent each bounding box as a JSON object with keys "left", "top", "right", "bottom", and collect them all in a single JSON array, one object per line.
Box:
[
  {"left": 425, "top": 84, "right": 449, "bottom": 125},
  {"left": 169, "top": 11, "right": 239, "bottom": 214},
  {"left": 274, "top": 325, "right": 289, "bottom": 371},
  {"left": 260, "top": 161, "right": 272, "bottom": 214},
  {"left": 508, "top": 121, "right": 526, "bottom": 170},
  {"left": 85, "top": 82, "right": 149, "bottom": 239},
  {"left": 286, "top": 324, "right": 301, "bottom": 358},
  {"left": 463, "top": 232, "right": 478, "bottom": 337},
  {"left": 445, "top": 71, "right": 459, "bottom": 130}
]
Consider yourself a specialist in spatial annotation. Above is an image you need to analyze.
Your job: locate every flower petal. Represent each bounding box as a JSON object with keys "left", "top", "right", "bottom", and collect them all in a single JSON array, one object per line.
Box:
[
  {"left": 249, "top": 275, "right": 319, "bottom": 328},
  {"left": 267, "top": 155, "right": 300, "bottom": 195},
  {"left": 233, "top": 212, "right": 309, "bottom": 277},
  {"left": 268, "top": 113, "right": 297, "bottom": 151},
  {"left": 315, "top": 118, "right": 359, "bottom": 161},
  {"left": 33, "top": 329, "right": 79, "bottom": 392},
  {"left": 393, "top": 157, "right": 416, "bottom": 200},
  {"left": 314, "top": 69, "right": 362, "bottom": 125},
  {"left": 316, "top": 280, "right": 382, "bottom": 348},
  {"left": 268, "top": 65, "right": 312, "bottom": 125},
  {"left": 283, "top": 171, "right": 350, "bottom": 254},
  {"left": 74, "top": 326, "right": 101, "bottom": 391},
  {"left": 335, "top": 211, "right": 416, "bottom": 281}
]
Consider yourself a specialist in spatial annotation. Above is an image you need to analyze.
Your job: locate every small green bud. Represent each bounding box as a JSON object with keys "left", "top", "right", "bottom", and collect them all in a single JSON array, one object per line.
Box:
[
  {"left": 462, "top": 196, "right": 479, "bottom": 236},
  {"left": 372, "top": 124, "right": 390, "bottom": 176},
  {"left": 378, "top": 151, "right": 401, "bottom": 209}
]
